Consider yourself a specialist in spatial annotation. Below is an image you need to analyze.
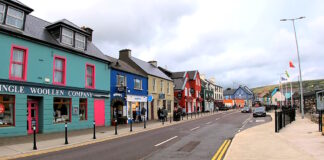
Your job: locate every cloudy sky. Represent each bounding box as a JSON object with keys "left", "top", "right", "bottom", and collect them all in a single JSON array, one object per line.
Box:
[{"left": 20, "top": 0, "right": 324, "bottom": 88}]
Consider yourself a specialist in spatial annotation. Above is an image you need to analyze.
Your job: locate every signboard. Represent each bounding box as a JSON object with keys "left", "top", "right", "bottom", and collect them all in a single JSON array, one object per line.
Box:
[
  {"left": 127, "top": 95, "right": 147, "bottom": 102},
  {"left": 317, "top": 91, "right": 324, "bottom": 110},
  {"left": 159, "top": 93, "right": 165, "bottom": 99},
  {"left": 32, "top": 119, "right": 36, "bottom": 126},
  {"left": 148, "top": 95, "right": 153, "bottom": 102},
  {"left": 0, "top": 83, "right": 98, "bottom": 98},
  {"left": 73, "top": 107, "right": 79, "bottom": 115},
  {"left": 0, "top": 104, "right": 4, "bottom": 114}
]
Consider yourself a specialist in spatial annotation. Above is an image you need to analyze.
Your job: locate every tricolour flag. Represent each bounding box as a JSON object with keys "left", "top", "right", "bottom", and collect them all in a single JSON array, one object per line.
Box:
[
  {"left": 289, "top": 61, "right": 295, "bottom": 68},
  {"left": 281, "top": 77, "right": 287, "bottom": 81},
  {"left": 285, "top": 70, "right": 290, "bottom": 78}
]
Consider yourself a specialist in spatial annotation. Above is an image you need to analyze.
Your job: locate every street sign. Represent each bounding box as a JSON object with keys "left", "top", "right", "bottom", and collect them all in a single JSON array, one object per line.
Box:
[{"left": 148, "top": 95, "right": 153, "bottom": 102}]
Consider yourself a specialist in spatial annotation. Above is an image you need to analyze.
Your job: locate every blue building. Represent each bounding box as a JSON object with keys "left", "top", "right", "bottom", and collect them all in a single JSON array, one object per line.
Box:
[
  {"left": 109, "top": 50, "right": 148, "bottom": 124},
  {"left": 223, "top": 86, "right": 253, "bottom": 107}
]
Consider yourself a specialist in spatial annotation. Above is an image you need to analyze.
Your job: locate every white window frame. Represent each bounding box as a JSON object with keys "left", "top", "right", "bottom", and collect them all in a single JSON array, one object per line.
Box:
[
  {"left": 153, "top": 78, "right": 156, "bottom": 92},
  {"left": 117, "top": 75, "right": 126, "bottom": 87},
  {"left": 160, "top": 80, "right": 164, "bottom": 93},
  {"left": 167, "top": 82, "right": 170, "bottom": 94},
  {"left": 0, "top": 3, "right": 5, "bottom": 23},
  {"left": 75, "top": 33, "right": 86, "bottom": 50},
  {"left": 5, "top": 6, "right": 24, "bottom": 29},
  {"left": 134, "top": 78, "right": 142, "bottom": 90},
  {"left": 62, "top": 28, "right": 74, "bottom": 46}
]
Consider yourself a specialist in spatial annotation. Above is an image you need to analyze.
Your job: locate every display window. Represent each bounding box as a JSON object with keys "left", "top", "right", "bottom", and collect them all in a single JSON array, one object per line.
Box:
[
  {"left": 0, "top": 95, "right": 15, "bottom": 127},
  {"left": 79, "top": 98, "right": 87, "bottom": 121},
  {"left": 53, "top": 98, "right": 71, "bottom": 123}
]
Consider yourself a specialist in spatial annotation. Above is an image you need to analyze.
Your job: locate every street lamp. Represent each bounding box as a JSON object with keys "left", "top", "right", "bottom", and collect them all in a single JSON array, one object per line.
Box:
[{"left": 280, "top": 16, "right": 305, "bottom": 119}]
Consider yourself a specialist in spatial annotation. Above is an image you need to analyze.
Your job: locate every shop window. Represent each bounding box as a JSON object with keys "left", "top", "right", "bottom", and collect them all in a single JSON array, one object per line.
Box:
[
  {"left": 117, "top": 75, "right": 126, "bottom": 87},
  {"left": 9, "top": 45, "right": 28, "bottom": 81},
  {"left": 134, "top": 78, "right": 142, "bottom": 90},
  {"left": 0, "top": 95, "right": 15, "bottom": 127},
  {"left": 86, "top": 64, "right": 95, "bottom": 89},
  {"left": 53, "top": 98, "right": 71, "bottom": 123},
  {"left": 79, "top": 98, "right": 87, "bottom": 121},
  {"left": 53, "top": 55, "right": 66, "bottom": 85}
]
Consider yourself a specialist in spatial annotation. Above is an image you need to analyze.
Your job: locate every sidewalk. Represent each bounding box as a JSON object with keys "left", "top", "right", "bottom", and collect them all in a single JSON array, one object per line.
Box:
[
  {"left": 224, "top": 111, "right": 324, "bottom": 160},
  {"left": 0, "top": 111, "right": 217, "bottom": 160}
]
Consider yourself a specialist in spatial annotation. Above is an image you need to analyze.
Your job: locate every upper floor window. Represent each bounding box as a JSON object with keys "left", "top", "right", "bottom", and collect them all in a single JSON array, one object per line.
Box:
[
  {"left": 167, "top": 82, "right": 170, "bottom": 94},
  {"left": 185, "top": 88, "right": 188, "bottom": 96},
  {"left": 62, "top": 28, "right": 73, "bottom": 46},
  {"left": 0, "top": 3, "right": 4, "bottom": 23},
  {"left": 160, "top": 80, "right": 163, "bottom": 93},
  {"left": 86, "top": 64, "right": 95, "bottom": 89},
  {"left": 117, "top": 75, "right": 126, "bottom": 86},
  {"left": 134, "top": 78, "right": 142, "bottom": 90},
  {"left": 9, "top": 45, "right": 28, "bottom": 81},
  {"left": 53, "top": 56, "right": 66, "bottom": 85},
  {"left": 75, "top": 33, "right": 85, "bottom": 50},
  {"left": 6, "top": 7, "right": 24, "bottom": 29},
  {"left": 152, "top": 78, "right": 156, "bottom": 92}
]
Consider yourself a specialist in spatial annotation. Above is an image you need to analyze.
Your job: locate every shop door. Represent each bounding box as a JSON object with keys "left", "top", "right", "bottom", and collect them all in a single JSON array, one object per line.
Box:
[
  {"left": 94, "top": 99, "right": 105, "bottom": 126},
  {"left": 27, "top": 100, "right": 39, "bottom": 134}
]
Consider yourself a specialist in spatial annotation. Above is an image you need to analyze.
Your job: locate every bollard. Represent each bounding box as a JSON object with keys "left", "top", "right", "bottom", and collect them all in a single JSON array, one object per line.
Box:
[
  {"left": 115, "top": 119, "right": 118, "bottom": 135},
  {"left": 65, "top": 122, "right": 68, "bottom": 144},
  {"left": 170, "top": 114, "right": 171, "bottom": 123},
  {"left": 130, "top": 119, "right": 133, "bottom": 132},
  {"left": 195, "top": 112, "right": 196, "bottom": 118},
  {"left": 93, "top": 121, "right": 96, "bottom": 139},
  {"left": 191, "top": 113, "right": 192, "bottom": 119},
  {"left": 144, "top": 116, "right": 146, "bottom": 129},
  {"left": 275, "top": 111, "right": 278, "bottom": 133},
  {"left": 162, "top": 117, "right": 164, "bottom": 125},
  {"left": 319, "top": 110, "right": 322, "bottom": 132},
  {"left": 182, "top": 114, "right": 183, "bottom": 120},
  {"left": 187, "top": 113, "right": 188, "bottom": 120},
  {"left": 33, "top": 125, "right": 37, "bottom": 150}
]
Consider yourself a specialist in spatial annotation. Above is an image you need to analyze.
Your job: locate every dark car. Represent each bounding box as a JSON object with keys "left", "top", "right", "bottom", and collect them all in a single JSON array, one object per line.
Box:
[
  {"left": 219, "top": 106, "right": 229, "bottom": 111},
  {"left": 241, "top": 106, "right": 252, "bottom": 113},
  {"left": 253, "top": 107, "right": 266, "bottom": 117}
]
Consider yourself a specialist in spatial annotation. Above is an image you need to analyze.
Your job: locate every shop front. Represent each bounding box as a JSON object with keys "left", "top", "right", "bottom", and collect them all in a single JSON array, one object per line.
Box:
[
  {"left": 126, "top": 95, "right": 147, "bottom": 123},
  {"left": 0, "top": 81, "right": 110, "bottom": 137}
]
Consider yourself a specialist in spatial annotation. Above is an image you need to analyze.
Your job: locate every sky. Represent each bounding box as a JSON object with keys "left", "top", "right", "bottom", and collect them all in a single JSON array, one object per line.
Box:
[{"left": 20, "top": 0, "right": 324, "bottom": 89}]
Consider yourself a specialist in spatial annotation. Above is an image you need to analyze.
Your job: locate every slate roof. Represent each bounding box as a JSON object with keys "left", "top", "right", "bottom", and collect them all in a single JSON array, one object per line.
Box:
[
  {"left": 0, "top": 14, "right": 111, "bottom": 63},
  {"left": 174, "top": 78, "right": 187, "bottom": 90},
  {"left": 224, "top": 89, "right": 236, "bottom": 95},
  {"left": 108, "top": 56, "right": 147, "bottom": 77},
  {"left": 242, "top": 86, "right": 253, "bottom": 95},
  {"left": 130, "top": 57, "right": 172, "bottom": 81},
  {"left": 187, "top": 71, "right": 197, "bottom": 80},
  {"left": 171, "top": 72, "right": 186, "bottom": 79}
]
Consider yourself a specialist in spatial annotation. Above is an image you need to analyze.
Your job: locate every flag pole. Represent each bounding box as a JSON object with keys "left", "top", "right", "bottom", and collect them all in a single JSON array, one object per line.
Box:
[
  {"left": 285, "top": 80, "right": 288, "bottom": 106},
  {"left": 290, "top": 79, "right": 293, "bottom": 108}
]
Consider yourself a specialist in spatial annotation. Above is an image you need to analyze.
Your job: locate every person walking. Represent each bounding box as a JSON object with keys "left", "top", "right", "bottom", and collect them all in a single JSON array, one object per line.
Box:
[
  {"left": 158, "top": 108, "right": 161, "bottom": 121},
  {"left": 163, "top": 107, "right": 168, "bottom": 121},
  {"left": 141, "top": 107, "right": 146, "bottom": 122}
]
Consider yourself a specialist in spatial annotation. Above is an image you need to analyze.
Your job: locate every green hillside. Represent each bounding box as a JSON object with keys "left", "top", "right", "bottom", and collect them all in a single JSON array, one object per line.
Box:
[{"left": 252, "top": 79, "right": 324, "bottom": 95}]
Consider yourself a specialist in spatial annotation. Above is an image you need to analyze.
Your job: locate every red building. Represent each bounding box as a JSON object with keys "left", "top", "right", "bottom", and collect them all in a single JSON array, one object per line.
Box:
[{"left": 158, "top": 68, "right": 202, "bottom": 113}]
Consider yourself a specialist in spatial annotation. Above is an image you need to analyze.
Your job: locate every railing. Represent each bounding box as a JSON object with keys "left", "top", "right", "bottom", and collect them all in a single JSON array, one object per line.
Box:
[{"left": 275, "top": 107, "right": 296, "bottom": 133}]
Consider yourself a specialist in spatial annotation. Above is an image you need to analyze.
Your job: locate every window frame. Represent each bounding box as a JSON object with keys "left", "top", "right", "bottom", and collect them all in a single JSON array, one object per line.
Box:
[
  {"left": 152, "top": 78, "right": 156, "bottom": 92},
  {"left": 167, "top": 82, "right": 170, "bottom": 94},
  {"left": 9, "top": 45, "right": 28, "bottom": 81},
  {"left": 117, "top": 74, "right": 126, "bottom": 87},
  {"left": 5, "top": 6, "right": 24, "bottom": 29},
  {"left": 61, "top": 27, "right": 74, "bottom": 46},
  {"left": 85, "top": 63, "right": 95, "bottom": 89},
  {"left": 0, "top": 3, "right": 5, "bottom": 23},
  {"left": 79, "top": 98, "right": 87, "bottom": 121},
  {"left": 53, "top": 55, "right": 66, "bottom": 86},
  {"left": 75, "top": 33, "right": 86, "bottom": 50},
  {"left": 0, "top": 94, "right": 15, "bottom": 127},
  {"left": 53, "top": 97, "right": 71, "bottom": 123},
  {"left": 134, "top": 78, "right": 142, "bottom": 90},
  {"left": 160, "top": 80, "right": 163, "bottom": 93}
]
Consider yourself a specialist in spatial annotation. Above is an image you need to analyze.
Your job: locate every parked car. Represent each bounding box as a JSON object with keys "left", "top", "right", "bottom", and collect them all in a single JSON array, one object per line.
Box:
[
  {"left": 219, "top": 106, "right": 229, "bottom": 111},
  {"left": 253, "top": 107, "right": 266, "bottom": 117},
  {"left": 241, "top": 106, "right": 252, "bottom": 113}
]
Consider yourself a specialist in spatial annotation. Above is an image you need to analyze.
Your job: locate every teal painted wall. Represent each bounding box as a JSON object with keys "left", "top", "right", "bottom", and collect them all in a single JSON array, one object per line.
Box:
[{"left": 0, "top": 33, "right": 110, "bottom": 91}]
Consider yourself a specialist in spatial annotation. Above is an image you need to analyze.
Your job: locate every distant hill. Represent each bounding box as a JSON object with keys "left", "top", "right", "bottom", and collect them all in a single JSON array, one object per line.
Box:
[{"left": 252, "top": 79, "right": 324, "bottom": 95}]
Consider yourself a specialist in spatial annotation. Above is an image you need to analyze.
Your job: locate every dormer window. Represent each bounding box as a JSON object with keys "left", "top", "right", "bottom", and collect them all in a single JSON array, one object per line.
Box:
[
  {"left": 6, "top": 6, "right": 24, "bottom": 29},
  {"left": 62, "top": 28, "right": 73, "bottom": 46},
  {"left": 0, "top": 3, "right": 4, "bottom": 23},
  {"left": 75, "top": 33, "right": 85, "bottom": 50}
]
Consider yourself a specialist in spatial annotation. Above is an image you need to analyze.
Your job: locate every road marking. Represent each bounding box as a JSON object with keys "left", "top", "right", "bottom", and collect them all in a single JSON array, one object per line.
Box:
[
  {"left": 238, "top": 116, "right": 252, "bottom": 132},
  {"left": 206, "top": 121, "right": 212, "bottom": 125},
  {"left": 154, "top": 136, "right": 178, "bottom": 147},
  {"left": 256, "top": 119, "right": 265, "bottom": 123},
  {"left": 190, "top": 126, "right": 200, "bottom": 131},
  {"left": 211, "top": 139, "right": 232, "bottom": 160}
]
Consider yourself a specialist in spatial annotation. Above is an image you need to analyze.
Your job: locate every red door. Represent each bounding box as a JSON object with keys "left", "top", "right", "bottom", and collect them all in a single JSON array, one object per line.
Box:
[
  {"left": 27, "top": 100, "right": 39, "bottom": 134},
  {"left": 94, "top": 99, "right": 105, "bottom": 126}
]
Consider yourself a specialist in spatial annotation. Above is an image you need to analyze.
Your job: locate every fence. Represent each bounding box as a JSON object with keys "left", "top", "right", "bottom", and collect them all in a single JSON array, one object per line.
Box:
[{"left": 275, "top": 107, "right": 296, "bottom": 133}]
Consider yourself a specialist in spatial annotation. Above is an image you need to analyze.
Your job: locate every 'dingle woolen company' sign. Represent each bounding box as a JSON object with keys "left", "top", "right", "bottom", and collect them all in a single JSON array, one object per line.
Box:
[{"left": 0, "top": 84, "right": 94, "bottom": 98}]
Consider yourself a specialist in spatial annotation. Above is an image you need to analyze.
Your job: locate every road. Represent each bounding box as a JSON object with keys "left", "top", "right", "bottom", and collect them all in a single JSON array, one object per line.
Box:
[{"left": 16, "top": 110, "right": 271, "bottom": 160}]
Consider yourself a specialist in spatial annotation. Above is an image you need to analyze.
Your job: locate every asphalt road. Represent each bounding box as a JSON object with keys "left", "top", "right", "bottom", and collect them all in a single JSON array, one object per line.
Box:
[{"left": 16, "top": 110, "right": 271, "bottom": 160}]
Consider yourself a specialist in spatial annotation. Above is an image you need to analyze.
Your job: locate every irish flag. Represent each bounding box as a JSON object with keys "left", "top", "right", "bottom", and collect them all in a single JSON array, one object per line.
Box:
[
  {"left": 289, "top": 61, "right": 295, "bottom": 68},
  {"left": 285, "top": 70, "right": 290, "bottom": 78}
]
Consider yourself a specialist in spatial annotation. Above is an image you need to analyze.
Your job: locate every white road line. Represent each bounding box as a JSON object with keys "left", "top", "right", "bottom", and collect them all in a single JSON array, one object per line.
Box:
[
  {"left": 206, "top": 121, "right": 212, "bottom": 125},
  {"left": 256, "top": 119, "right": 265, "bottom": 123},
  {"left": 154, "top": 136, "right": 178, "bottom": 147},
  {"left": 190, "top": 126, "right": 200, "bottom": 131}
]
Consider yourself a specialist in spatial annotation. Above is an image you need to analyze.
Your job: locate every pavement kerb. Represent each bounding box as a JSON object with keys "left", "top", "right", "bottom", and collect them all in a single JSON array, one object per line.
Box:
[{"left": 1, "top": 111, "right": 227, "bottom": 160}]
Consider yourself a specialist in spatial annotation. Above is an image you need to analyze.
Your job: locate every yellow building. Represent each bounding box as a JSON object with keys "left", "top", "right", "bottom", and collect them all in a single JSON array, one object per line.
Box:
[{"left": 119, "top": 49, "right": 174, "bottom": 120}]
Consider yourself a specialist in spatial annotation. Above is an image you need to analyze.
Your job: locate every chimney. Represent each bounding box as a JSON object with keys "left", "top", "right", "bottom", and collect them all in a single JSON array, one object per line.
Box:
[
  {"left": 148, "top": 61, "right": 157, "bottom": 67},
  {"left": 81, "top": 26, "right": 93, "bottom": 41},
  {"left": 119, "top": 49, "right": 132, "bottom": 59}
]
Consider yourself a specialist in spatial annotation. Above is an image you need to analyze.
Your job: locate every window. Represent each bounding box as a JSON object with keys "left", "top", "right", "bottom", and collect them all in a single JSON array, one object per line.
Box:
[
  {"left": 5, "top": 7, "right": 24, "bottom": 29},
  {"left": 0, "top": 3, "right": 4, "bottom": 23},
  {"left": 62, "top": 28, "right": 73, "bottom": 46},
  {"left": 160, "top": 80, "right": 163, "bottom": 93},
  {"left": 86, "top": 64, "right": 95, "bottom": 88},
  {"left": 152, "top": 78, "right": 156, "bottom": 92},
  {"left": 167, "top": 100, "right": 171, "bottom": 113},
  {"left": 117, "top": 75, "right": 126, "bottom": 86},
  {"left": 185, "top": 88, "right": 188, "bottom": 96},
  {"left": 79, "top": 99, "right": 87, "bottom": 121},
  {"left": 134, "top": 78, "right": 142, "bottom": 90},
  {"left": 9, "top": 45, "right": 28, "bottom": 81},
  {"left": 75, "top": 33, "right": 86, "bottom": 50},
  {"left": 0, "top": 95, "right": 15, "bottom": 127},
  {"left": 53, "top": 98, "right": 71, "bottom": 123},
  {"left": 53, "top": 56, "right": 66, "bottom": 85},
  {"left": 167, "top": 82, "right": 170, "bottom": 94}
]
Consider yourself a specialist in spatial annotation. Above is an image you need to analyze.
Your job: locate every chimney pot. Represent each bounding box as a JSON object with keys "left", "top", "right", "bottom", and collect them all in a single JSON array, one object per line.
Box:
[{"left": 81, "top": 26, "right": 93, "bottom": 41}]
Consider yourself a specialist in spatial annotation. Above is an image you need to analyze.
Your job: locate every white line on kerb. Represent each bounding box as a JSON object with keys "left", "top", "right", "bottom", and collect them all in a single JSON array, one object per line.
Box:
[
  {"left": 154, "top": 136, "right": 178, "bottom": 147},
  {"left": 206, "top": 121, "right": 212, "bottom": 125},
  {"left": 190, "top": 126, "right": 200, "bottom": 131}
]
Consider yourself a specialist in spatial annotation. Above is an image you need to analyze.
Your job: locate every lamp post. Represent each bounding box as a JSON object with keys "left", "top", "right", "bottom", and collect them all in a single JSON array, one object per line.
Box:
[{"left": 280, "top": 16, "right": 305, "bottom": 119}]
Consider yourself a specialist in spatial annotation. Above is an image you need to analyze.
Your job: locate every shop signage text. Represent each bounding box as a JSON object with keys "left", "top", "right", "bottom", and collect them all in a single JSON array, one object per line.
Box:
[{"left": 0, "top": 84, "right": 94, "bottom": 98}]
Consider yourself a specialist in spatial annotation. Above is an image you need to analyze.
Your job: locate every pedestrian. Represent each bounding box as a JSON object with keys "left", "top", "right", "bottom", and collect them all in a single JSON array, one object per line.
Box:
[
  {"left": 158, "top": 108, "right": 161, "bottom": 120},
  {"left": 141, "top": 107, "right": 146, "bottom": 122},
  {"left": 163, "top": 107, "right": 168, "bottom": 121}
]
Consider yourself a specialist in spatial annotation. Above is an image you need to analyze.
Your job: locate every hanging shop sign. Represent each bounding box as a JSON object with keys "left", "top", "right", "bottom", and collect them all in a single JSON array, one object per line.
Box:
[{"left": 0, "top": 83, "right": 94, "bottom": 98}]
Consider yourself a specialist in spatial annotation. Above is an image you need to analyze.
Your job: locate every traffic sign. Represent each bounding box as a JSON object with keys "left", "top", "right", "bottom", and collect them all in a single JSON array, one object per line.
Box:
[{"left": 148, "top": 95, "right": 153, "bottom": 102}]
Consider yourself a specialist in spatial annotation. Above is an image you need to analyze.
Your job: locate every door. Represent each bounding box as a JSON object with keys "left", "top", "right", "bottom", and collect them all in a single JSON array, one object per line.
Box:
[
  {"left": 94, "top": 99, "right": 105, "bottom": 126},
  {"left": 27, "top": 100, "right": 39, "bottom": 134}
]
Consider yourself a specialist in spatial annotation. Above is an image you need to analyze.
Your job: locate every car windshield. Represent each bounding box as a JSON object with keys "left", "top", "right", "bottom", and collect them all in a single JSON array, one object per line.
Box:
[{"left": 254, "top": 107, "right": 265, "bottom": 112}]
